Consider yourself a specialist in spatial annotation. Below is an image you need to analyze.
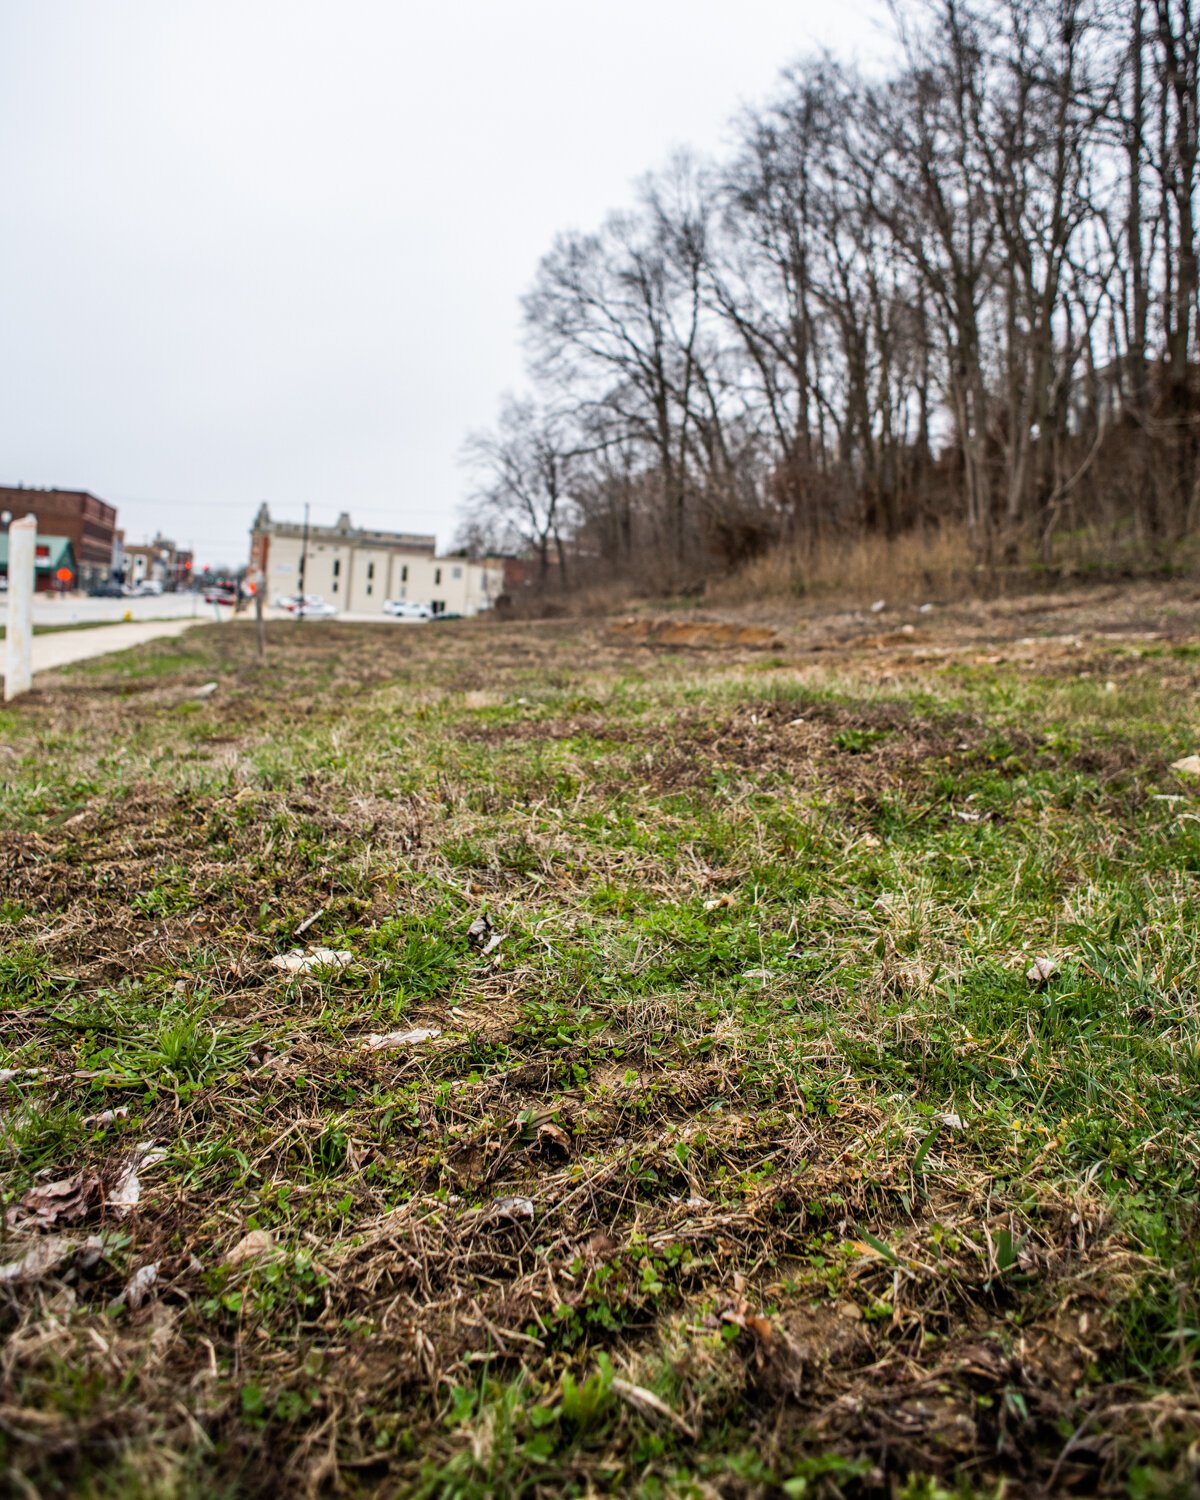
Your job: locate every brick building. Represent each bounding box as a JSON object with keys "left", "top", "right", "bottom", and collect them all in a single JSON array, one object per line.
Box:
[{"left": 0, "top": 487, "right": 118, "bottom": 590}]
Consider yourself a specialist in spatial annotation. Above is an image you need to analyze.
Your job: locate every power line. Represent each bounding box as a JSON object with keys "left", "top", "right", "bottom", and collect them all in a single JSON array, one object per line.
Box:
[{"left": 106, "top": 493, "right": 446, "bottom": 519}]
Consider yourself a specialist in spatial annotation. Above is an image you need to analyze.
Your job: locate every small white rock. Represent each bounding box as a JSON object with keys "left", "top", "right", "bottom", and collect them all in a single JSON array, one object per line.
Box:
[{"left": 271, "top": 947, "right": 352, "bottom": 975}]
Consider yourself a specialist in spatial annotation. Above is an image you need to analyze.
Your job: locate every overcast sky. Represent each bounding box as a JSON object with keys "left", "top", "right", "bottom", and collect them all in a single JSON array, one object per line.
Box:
[{"left": 0, "top": 1, "right": 887, "bottom": 568}]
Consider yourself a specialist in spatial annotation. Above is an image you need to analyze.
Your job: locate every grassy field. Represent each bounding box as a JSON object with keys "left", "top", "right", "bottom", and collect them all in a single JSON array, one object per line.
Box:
[{"left": 3, "top": 592, "right": 1200, "bottom": 1498}]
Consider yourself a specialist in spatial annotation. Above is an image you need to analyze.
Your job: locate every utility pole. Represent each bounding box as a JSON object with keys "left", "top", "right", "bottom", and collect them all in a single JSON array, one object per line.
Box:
[
  {"left": 298, "top": 503, "right": 310, "bottom": 621},
  {"left": 254, "top": 570, "right": 266, "bottom": 658}
]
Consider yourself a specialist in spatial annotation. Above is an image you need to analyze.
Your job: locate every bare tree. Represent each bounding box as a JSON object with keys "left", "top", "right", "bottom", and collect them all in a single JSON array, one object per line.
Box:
[{"left": 462, "top": 399, "right": 577, "bottom": 588}]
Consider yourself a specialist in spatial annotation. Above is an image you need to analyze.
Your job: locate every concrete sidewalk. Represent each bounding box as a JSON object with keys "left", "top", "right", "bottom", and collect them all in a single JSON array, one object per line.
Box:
[{"left": 17, "top": 618, "right": 204, "bottom": 677}]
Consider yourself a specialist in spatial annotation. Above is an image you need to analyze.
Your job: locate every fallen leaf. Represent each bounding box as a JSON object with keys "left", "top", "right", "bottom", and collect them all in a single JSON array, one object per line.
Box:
[
  {"left": 224, "top": 1229, "right": 276, "bottom": 1267},
  {"left": 363, "top": 1027, "right": 442, "bottom": 1050},
  {"left": 193, "top": 682, "right": 219, "bottom": 699},
  {"left": 83, "top": 1107, "right": 129, "bottom": 1130},
  {"left": 584, "top": 1230, "right": 618, "bottom": 1259},
  {"left": 466, "top": 914, "right": 494, "bottom": 949},
  {"left": 123, "top": 1261, "right": 160, "bottom": 1310},
  {"left": 1172, "top": 755, "right": 1200, "bottom": 775},
  {"left": 744, "top": 1313, "right": 776, "bottom": 1348},
  {"left": 271, "top": 947, "right": 352, "bottom": 975},
  {"left": 482, "top": 1196, "right": 534, "bottom": 1224},
  {"left": 870, "top": 599, "right": 886, "bottom": 612},
  {"left": 0, "top": 1235, "right": 101, "bottom": 1284},
  {"left": 480, "top": 931, "right": 506, "bottom": 958},
  {"left": 703, "top": 893, "right": 734, "bottom": 911},
  {"left": 0, "top": 1068, "right": 44, "bottom": 1086},
  {"left": 937, "top": 1110, "right": 965, "bottom": 1130},
  {"left": 109, "top": 1144, "right": 168, "bottom": 1215},
  {"left": 536, "top": 1121, "right": 571, "bottom": 1156},
  {"left": 1026, "top": 956, "right": 1058, "bottom": 985},
  {"left": 8, "top": 1174, "right": 99, "bottom": 1230}
]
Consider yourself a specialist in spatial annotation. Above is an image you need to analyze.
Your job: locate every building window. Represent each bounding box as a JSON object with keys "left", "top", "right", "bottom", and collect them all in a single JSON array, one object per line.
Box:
[
  {"left": 401, "top": 564, "right": 408, "bottom": 583},
  {"left": 452, "top": 566, "right": 462, "bottom": 579},
  {"left": 367, "top": 584, "right": 373, "bottom": 596},
  {"left": 332, "top": 580, "right": 338, "bottom": 593},
  {"left": 332, "top": 559, "right": 341, "bottom": 578},
  {"left": 434, "top": 567, "right": 442, "bottom": 585},
  {"left": 367, "top": 562, "right": 375, "bottom": 580}
]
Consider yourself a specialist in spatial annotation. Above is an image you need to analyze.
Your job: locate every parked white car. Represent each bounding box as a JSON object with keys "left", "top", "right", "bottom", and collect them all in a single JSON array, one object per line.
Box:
[
  {"left": 274, "top": 593, "right": 336, "bottom": 618},
  {"left": 383, "top": 599, "right": 432, "bottom": 620}
]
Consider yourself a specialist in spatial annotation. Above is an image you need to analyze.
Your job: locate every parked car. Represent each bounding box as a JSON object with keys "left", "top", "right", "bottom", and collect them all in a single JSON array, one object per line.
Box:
[
  {"left": 88, "top": 582, "right": 125, "bottom": 598},
  {"left": 382, "top": 599, "right": 432, "bottom": 619},
  {"left": 135, "top": 579, "right": 164, "bottom": 596},
  {"left": 275, "top": 594, "right": 336, "bottom": 618},
  {"left": 429, "top": 611, "right": 464, "bottom": 622},
  {"left": 203, "top": 586, "right": 237, "bottom": 606}
]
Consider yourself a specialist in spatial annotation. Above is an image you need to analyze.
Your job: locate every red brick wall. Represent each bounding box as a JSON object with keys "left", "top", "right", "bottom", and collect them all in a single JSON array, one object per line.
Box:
[{"left": 0, "top": 488, "right": 117, "bottom": 584}]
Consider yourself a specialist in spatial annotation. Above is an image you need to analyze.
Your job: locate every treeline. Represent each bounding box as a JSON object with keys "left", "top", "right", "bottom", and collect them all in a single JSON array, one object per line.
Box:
[{"left": 462, "top": 0, "right": 1199, "bottom": 593}]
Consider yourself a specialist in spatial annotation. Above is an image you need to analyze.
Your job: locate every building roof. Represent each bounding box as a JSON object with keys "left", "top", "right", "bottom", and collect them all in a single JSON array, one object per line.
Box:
[
  {"left": 0, "top": 486, "right": 116, "bottom": 518},
  {"left": 251, "top": 504, "right": 436, "bottom": 555},
  {"left": 0, "top": 534, "right": 76, "bottom": 571}
]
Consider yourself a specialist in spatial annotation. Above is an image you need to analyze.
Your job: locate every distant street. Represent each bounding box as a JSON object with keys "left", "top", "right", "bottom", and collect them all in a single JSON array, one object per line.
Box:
[{"left": 29, "top": 592, "right": 217, "bottom": 628}]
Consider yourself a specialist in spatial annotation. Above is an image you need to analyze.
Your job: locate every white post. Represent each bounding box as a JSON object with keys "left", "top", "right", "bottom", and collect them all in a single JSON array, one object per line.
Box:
[{"left": 4, "top": 514, "right": 36, "bottom": 702}]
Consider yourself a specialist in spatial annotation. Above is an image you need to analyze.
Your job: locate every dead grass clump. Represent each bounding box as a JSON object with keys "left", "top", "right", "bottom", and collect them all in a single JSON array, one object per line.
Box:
[{"left": 711, "top": 525, "right": 977, "bottom": 608}]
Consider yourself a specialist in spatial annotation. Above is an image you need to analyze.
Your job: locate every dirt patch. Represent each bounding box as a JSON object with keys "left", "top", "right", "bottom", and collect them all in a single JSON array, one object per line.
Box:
[{"left": 607, "top": 617, "right": 784, "bottom": 649}]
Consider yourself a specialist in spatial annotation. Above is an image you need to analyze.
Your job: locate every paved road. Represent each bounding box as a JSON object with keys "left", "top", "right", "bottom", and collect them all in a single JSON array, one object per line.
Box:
[{"left": 29, "top": 593, "right": 217, "bottom": 627}]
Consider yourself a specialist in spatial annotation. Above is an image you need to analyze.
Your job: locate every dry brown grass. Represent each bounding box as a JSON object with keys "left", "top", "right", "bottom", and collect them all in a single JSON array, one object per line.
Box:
[
  {"left": 3, "top": 607, "right": 1200, "bottom": 1496},
  {"left": 708, "top": 526, "right": 978, "bottom": 608}
]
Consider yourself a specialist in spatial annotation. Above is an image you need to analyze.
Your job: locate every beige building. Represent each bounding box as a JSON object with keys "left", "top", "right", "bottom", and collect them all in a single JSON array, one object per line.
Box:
[{"left": 249, "top": 506, "right": 503, "bottom": 616}]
